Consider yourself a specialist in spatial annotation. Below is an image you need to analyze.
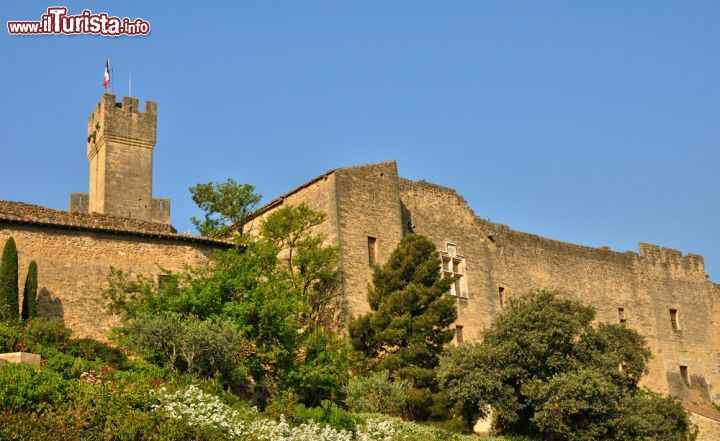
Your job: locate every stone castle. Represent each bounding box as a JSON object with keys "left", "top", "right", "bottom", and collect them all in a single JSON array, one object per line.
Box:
[{"left": 2, "top": 94, "right": 720, "bottom": 430}]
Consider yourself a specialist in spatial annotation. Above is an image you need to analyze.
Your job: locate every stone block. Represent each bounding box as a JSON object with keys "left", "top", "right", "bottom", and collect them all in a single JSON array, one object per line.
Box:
[{"left": 0, "top": 352, "right": 41, "bottom": 366}]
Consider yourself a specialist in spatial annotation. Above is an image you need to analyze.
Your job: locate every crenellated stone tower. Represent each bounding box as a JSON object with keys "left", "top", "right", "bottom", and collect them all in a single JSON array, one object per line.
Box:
[{"left": 70, "top": 94, "right": 170, "bottom": 224}]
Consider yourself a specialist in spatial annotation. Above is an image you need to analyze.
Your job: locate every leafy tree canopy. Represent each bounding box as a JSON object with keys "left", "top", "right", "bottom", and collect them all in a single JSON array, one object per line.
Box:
[
  {"left": 189, "top": 179, "right": 262, "bottom": 238},
  {"left": 437, "top": 291, "right": 692, "bottom": 440}
]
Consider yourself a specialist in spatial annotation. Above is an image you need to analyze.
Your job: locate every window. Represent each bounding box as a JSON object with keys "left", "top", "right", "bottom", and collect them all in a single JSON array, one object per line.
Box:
[
  {"left": 618, "top": 308, "right": 626, "bottom": 325},
  {"left": 367, "top": 236, "right": 377, "bottom": 266},
  {"left": 442, "top": 256, "right": 465, "bottom": 297},
  {"left": 680, "top": 365, "right": 691, "bottom": 386},
  {"left": 455, "top": 325, "right": 464, "bottom": 344},
  {"left": 670, "top": 309, "right": 680, "bottom": 331},
  {"left": 499, "top": 287, "right": 506, "bottom": 307},
  {"left": 441, "top": 243, "right": 466, "bottom": 298}
]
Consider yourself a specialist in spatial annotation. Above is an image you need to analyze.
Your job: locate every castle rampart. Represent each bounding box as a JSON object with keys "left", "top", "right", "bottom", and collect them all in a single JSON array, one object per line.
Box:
[{"left": 251, "top": 160, "right": 720, "bottom": 404}]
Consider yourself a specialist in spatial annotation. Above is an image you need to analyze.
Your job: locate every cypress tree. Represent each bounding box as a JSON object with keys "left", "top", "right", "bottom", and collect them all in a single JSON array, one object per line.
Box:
[
  {"left": 0, "top": 237, "right": 19, "bottom": 321},
  {"left": 349, "top": 234, "right": 457, "bottom": 420},
  {"left": 21, "top": 261, "right": 37, "bottom": 320}
]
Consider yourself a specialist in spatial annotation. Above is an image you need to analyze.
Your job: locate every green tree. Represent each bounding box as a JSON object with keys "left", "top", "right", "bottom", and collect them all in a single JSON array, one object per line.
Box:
[
  {"left": 0, "top": 237, "right": 19, "bottom": 321},
  {"left": 21, "top": 261, "right": 38, "bottom": 321},
  {"left": 261, "top": 204, "right": 339, "bottom": 329},
  {"left": 189, "top": 179, "right": 262, "bottom": 238},
  {"left": 283, "top": 328, "right": 353, "bottom": 407},
  {"left": 349, "top": 234, "right": 457, "bottom": 420},
  {"left": 105, "top": 203, "right": 343, "bottom": 406},
  {"left": 436, "top": 291, "right": 692, "bottom": 440}
]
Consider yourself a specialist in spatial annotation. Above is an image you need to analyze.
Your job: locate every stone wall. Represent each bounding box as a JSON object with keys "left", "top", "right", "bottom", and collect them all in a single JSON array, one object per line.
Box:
[
  {"left": 252, "top": 160, "right": 720, "bottom": 403},
  {"left": 691, "top": 412, "right": 720, "bottom": 441},
  {"left": 334, "top": 162, "right": 405, "bottom": 319},
  {"left": 398, "top": 175, "right": 720, "bottom": 400},
  {"left": 246, "top": 171, "right": 340, "bottom": 245},
  {"left": 0, "top": 223, "right": 216, "bottom": 339},
  {"left": 246, "top": 162, "right": 405, "bottom": 323}
]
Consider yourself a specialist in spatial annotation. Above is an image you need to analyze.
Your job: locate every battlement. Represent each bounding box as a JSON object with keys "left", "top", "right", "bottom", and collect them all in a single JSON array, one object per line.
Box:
[
  {"left": 87, "top": 94, "right": 157, "bottom": 160},
  {"left": 77, "top": 94, "right": 170, "bottom": 225},
  {"left": 638, "top": 242, "right": 705, "bottom": 274}
]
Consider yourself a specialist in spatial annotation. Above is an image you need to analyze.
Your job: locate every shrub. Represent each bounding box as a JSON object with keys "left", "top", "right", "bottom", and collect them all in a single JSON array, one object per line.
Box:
[
  {"left": 291, "top": 400, "right": 359, "bottom": 432},
  {"left": 284, "top": 328, "right": 353, "bottom": 406},
  {"left": 0, "top": 322, "right": 21, "bottom": 352},
  {"left": 343, "top": 370, "right": 409, "bottom": 417},
  {"left": 30, "top": 344, "right": 83, "bottom": 379},
  {"left": 117, "top": 312, "right": 247, "bottom": 384},
  {"left": 0, "top": 363, "right": 71, "bottom": 412},
  {"left": 67, "top": 337, "right": 126, "bottom": 366},
  {"left": 24, "top": 317, "right": 72, "bottom": 347}
]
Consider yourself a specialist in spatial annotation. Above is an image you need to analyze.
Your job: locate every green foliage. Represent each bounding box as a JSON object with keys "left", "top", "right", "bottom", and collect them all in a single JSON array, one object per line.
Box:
[
  {"left": 116, "top": 312, "right": 247, "bottom": 384},
  {"left": 343, "top": 370, "right": 409, "bottom": 416},
  {"left": 0, "top": 363, "right": 71, "bottom": 412},
  {"left": 611, "top": 390, "right": 696, "bottom": 441},
  {"left": 20, "top": 261, "right": 37, "bottom": 320},
  {"left": 104, "top": 203, "right": 344, "bottom": 406},
  {"left": 24, "top": 317, "right": 72, "bottom": 347},
  {"left": 66, "top": 338, "right": 126, "bottom": 366},
  {"left": 284, "top": 328, "right": 352, "bottom": 406},
  {"left": 0, "top": 237, "right": 19, "bottom": 321},
  {"left": 103, "top": 267, "right": 169, "bottom": 319},
  {"left": 349, "top": 234, "right": 457, "bottom": 420},
  {"left": 291, "top": 400, "right": 359, "bottom": 432},
  {"left": 189, "top": 179, "right": 262, "bottom": 238},
  {"left": 261, "top": 204, "right": 340, "bottom": 329},
  {"left": 0, "top": 321, "right": 22, "bottom": 351},
  {"left": 437, "top": 291, "right": 692, "bottom": 440}
]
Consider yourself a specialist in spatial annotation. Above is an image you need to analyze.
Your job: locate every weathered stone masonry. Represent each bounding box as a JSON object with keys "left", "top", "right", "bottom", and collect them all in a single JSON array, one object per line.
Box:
[
  {"left": 250, "top": 160, "right": 720, "bottom": 405},
  {"left": 0, "top": 201, "right": 226, "bottom": 338}
]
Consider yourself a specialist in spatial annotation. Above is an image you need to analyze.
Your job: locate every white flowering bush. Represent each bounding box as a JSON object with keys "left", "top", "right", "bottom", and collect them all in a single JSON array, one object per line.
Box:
[
  {"left": 152, "top": 385, "right": 250, "bottom": 437},
  {"left": 153, "top": 386, "right": 488, "bottom": 441}
]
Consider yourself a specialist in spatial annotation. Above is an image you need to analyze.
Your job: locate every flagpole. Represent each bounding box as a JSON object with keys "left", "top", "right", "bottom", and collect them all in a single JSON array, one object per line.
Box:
[{"left": 129, "top": 72, "right": 132, "bottom": 97}]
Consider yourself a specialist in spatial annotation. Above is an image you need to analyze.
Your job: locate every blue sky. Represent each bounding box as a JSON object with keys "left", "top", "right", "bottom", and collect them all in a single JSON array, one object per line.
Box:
[{"left": 1, "top": 2, "right": 719, "bottom": 279}]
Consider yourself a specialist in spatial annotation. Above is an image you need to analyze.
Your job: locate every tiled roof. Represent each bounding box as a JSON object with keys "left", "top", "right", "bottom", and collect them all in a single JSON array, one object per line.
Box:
[{"left": 0, "top": 200, "right": 230, "bottom": 246}]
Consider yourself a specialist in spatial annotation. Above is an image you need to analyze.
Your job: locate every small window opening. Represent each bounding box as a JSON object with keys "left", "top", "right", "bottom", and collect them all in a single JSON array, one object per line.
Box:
[
  {"left": 680, "top": 365, "right": 691, "bottom": 386},
  {"left": 618, "top": 308, "right": 626, "bottom": 325},
  {"left": 455, "top": 325, "right": 464, "bottom": 344},
  {"left": 367, "top": 237, "right": 377, "bottom": 266},
  {"left": 670, "top": 309, "right": 680, "bottom": 331},
  {"left": 499, "top": 287, "right": 506, "bottom": 307}
]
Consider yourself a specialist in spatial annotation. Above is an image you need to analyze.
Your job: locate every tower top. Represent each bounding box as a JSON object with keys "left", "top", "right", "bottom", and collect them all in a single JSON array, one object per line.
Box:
[
  {"left": 87, "top": 94, "right": 157, "bottom": 160},
  {"left": 71, "top": 94, "right": 170, "bottom": 225}
]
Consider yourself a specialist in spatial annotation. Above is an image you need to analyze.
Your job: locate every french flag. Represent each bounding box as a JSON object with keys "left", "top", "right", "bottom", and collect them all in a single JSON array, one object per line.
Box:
[{"left": 103, "top": 59, "right": 110, "bottom": 90}]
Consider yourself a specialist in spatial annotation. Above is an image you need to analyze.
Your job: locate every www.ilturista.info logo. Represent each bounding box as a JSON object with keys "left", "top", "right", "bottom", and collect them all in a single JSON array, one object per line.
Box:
[{"left": 7, "top": 7, "right": 150, "bottom": 36}]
